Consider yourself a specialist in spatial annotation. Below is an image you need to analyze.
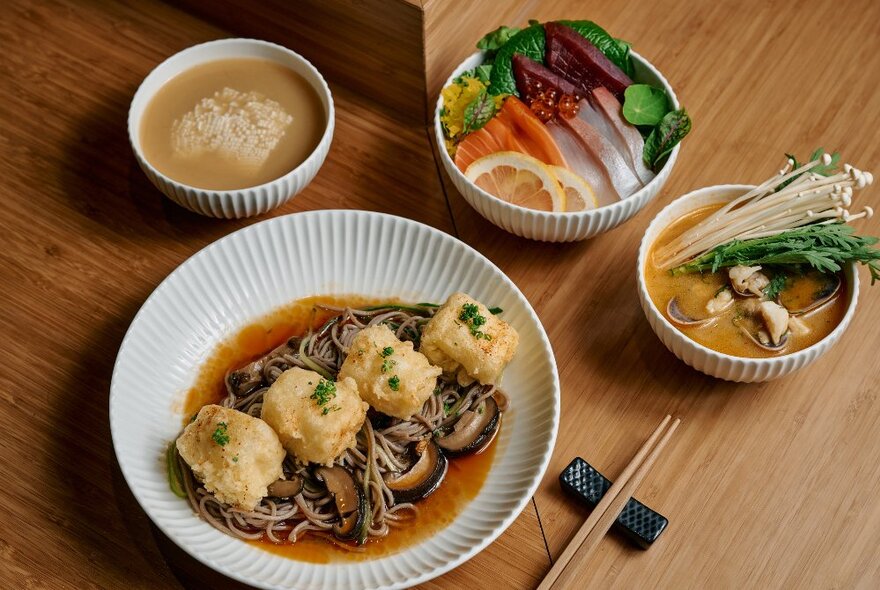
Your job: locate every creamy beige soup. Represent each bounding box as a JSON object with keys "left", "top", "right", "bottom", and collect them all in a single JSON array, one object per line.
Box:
[
  {"left": 140, "top": 58, "right": 324, "bottom": 190},
  {"left": 646, "top": 205, "right": 847, "bottom": 358}
]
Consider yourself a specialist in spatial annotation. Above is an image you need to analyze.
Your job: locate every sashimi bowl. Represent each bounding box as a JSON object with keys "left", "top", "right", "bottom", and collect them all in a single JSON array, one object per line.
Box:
[{"left": 435, "top": 30, "right": 683, "bottom": 242}]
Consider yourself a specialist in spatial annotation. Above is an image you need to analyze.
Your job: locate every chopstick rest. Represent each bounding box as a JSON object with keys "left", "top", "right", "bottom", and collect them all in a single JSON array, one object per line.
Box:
[{"left": 559, "top": 457, "right": 668, "bottom": 549}]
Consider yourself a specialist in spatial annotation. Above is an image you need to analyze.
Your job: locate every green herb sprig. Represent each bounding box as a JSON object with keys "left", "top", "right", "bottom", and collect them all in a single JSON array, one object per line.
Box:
[
  {"left": 779, "top": 147, "right": 841, "bottom": 191},
  {"left": 459, "top": 303, "right": 492, "bottom": 340},
  {"left": 379, "top": 346, "right": 396, "bottom": 373},
  {"left": 673, "top": 223, "right": 880, "bottom": 284},
  {"left": 311, "top": 379, "right": 340, "bottom": 415},
  {"left": 211, "top": 422, "right": 230, "bottom": 447},
  {"left": 763, "top": 271, "right": 788, "bottom": 300}
]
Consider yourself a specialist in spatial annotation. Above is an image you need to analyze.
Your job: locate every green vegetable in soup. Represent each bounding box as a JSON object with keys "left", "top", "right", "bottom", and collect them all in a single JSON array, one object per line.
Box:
[
  {"left": 622, "top": 84, "right": 671, "bottom": 126},
  {"left": 763, "top": 271, "right": 788, "bottom": 300},
  {"left": 643, "top": 108, "right": 691, "bottom": 171},
  {"left": 778, "top": 147, "right": 841, "bottom": 191},
  {"left": 672, "top": 223, "right": 880, "bottom": 284}
]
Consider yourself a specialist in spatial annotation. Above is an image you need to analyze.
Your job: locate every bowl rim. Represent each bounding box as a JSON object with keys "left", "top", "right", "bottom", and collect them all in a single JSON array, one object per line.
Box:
[
  {"left": 433, "top": 48, "right": 681, "bottom": 218},
  {"left": 127, "top": 37, "right": 335, "bottom": 196},
  {"left": 109, "top": 209, "right": 561, "bottom": 589},
  {"left": 636, "top": 183, "right": 861, "bottom": 364}
]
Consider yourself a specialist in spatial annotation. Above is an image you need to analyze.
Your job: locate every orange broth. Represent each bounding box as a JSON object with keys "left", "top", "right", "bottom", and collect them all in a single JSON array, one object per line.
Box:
[{"left": 181, "top": 295, "right": 499, "bottom": 562}]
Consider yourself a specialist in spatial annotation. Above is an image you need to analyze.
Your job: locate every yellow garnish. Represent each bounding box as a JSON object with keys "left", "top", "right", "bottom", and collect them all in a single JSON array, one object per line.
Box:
[{"left": 440, "top": 77, "right": 486, "bottom": 141}]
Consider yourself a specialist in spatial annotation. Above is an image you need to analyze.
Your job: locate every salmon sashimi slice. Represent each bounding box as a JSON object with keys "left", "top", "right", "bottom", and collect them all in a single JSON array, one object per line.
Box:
[
  {"left": 454, "top": 119, "right": 506, "bottom": 171},
  {"left": 455, "top": 97, "right": 568, "bottom": 172},
  {"left": 588, "top": 87, "right": 654, "bottom": 185},
  {"left": 496, "top": 97, "right": 568, "bottom": 168},
  {"left": 560, "top": 102, "right": 642, "bottom": 199},
  {"left": 547, "top": 121, "right": 619, "bottom": 206}
]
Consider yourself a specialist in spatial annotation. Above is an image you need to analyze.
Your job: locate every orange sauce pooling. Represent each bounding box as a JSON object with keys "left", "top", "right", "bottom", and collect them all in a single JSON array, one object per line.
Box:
[{"left": 182, "top": 295, "right": 499, "bottom": 562}]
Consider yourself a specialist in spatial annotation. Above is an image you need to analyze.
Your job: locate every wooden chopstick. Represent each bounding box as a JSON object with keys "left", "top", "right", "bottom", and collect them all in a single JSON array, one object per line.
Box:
[{"left": 538, "top": 415, "right": 680, "bottom": 590}]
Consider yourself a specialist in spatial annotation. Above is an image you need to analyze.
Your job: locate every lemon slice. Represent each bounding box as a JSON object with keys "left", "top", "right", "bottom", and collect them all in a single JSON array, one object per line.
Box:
[
  {"left": 465, "top": 151, "right": 566, "bottom": 212},
  {"left": 549, "top": 165, "right": 598, "bottom": 211}
]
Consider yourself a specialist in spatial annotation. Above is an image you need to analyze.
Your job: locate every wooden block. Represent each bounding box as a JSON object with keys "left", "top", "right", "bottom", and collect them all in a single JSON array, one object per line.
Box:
[
  {"left": 174, "top": 0, "right": 616, "bottom": 123},
  {"left": 176, "top": 0, "right": 426, "bottom": 121}
]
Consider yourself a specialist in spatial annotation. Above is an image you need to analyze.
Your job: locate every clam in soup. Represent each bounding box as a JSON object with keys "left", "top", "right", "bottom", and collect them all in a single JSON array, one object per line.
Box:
[{"left": 646, "top": 205, "right": 848, "bottom": 358}]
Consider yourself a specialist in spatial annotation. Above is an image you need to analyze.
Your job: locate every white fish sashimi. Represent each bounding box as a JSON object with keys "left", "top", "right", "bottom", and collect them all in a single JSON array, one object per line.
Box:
[
  {"left": 546, "top": 122, "right": 619, "bottom": 206},
  {"left": 589, "top": 87, "right": 654, "bottom": 185},
  {"left": 560, "top": 105, "right": 642, "bottom": 199}
]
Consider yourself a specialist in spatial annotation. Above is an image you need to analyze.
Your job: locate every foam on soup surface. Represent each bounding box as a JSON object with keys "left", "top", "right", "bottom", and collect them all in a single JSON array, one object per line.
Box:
[{"left": 140, "top": 58, "right": 324, "bottom": 190}]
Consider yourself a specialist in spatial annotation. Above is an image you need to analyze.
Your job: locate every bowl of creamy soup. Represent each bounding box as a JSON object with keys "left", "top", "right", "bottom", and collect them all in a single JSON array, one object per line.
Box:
[
  {"left": 128, "top": 38, "right": 334, "bottom": 218},
  {"left": 637, "top": 185, "right": 860, "bottom": 382}
]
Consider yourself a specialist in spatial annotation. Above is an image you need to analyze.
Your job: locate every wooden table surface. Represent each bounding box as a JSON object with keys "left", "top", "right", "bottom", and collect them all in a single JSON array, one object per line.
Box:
[{"left": 2, "top": 0, "right": 879, "bottom": 588}]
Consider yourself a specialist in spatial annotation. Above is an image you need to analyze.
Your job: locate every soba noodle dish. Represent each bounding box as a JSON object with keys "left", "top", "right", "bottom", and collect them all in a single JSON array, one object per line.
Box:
[{"left": 167, "top": 292, "right": 519, "bottom": 552}]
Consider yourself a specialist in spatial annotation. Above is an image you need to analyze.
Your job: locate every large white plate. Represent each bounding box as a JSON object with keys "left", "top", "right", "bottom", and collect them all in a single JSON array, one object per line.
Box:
[{"left": 110, "top": 210, "right": 559, "bottom": 589}]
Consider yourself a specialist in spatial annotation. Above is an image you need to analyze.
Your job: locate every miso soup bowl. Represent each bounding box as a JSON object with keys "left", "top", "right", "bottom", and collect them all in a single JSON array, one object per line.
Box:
[
  {"left": 434, "top": 50, "right": 681, "bottom": 242},
  {"left": 637, "top": 184, "right": 860, "bottom": 382},
  {"left": 128, "top": 38, "right": 334, "bottom": 219}
]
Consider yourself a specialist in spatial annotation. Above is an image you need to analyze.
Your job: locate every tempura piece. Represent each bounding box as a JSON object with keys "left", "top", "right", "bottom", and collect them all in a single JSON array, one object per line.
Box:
[
  {"left": 261, "top": 367, "right": 367, "bottom": 466},
  {"left": 420, "top": 292, "right": 519, "bottom": 385},
  {"left": 176, "top": 404, "right": 285, "bottom": 511},
  {"left": 339, "top": 325, "right": 442, "bottom": 420}
]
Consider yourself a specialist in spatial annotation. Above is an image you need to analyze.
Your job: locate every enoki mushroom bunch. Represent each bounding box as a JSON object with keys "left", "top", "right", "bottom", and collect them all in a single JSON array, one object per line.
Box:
[{"left": 656, "top": 153, "right": 875, "bottom": 270}]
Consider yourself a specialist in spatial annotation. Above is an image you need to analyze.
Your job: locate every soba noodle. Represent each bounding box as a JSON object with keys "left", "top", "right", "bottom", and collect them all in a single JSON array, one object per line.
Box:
[{"left": 175, "top": 304, "right": 499, "bottom": 547}]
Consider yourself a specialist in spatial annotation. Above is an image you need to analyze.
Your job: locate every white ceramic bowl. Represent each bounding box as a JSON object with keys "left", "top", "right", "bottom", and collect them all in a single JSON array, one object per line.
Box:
[
  {"left": 637, "top": 184, "right": 860, "bottom": 382},
  {"left": 110, "top": 210, "right": 559, "bottom": 589},
  {"left": 128, "top": 38, "right": 335, "bottom": 219},
  {"left": 434, "top": 50, "right": 681, "bottom": 242}
]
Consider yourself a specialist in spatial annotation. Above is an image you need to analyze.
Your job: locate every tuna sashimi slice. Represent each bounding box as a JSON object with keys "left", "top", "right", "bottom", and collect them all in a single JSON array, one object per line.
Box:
[
  {"left": 560, "top": 104, "right": 642, "bottom": 199},
  {"left": 512, "top": 54, "right": 581, "bottom": 99},
  {"left": 546, "top": 122, "right": 618, "bottom": 206},
  {"left": 589, "top": 87, "right": 653, "bottom": 185},
  {"left": 544, "top": 21, "right": 633, "bottom": 102}
]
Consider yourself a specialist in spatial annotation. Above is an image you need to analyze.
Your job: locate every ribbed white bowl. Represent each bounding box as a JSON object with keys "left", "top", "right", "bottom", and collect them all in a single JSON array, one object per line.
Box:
[
  {"left": 637, "top": 185, "right": 860, "bottom": 382},
  {"left": 109, "top": 211, "right": 559, "bottom": 589},
  {"left": 128, "top": 38, "right": 335, "bottom": 219},
  {"left": 434, "top": 50, "right": 681, "bottom": 242}
]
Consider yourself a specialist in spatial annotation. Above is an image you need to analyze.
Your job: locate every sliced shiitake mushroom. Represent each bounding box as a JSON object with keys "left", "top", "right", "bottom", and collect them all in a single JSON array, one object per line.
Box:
[
  {"left": 226, "top": 337, "right": 301, "bottom": 396},
  {"left": 437, "top": 397, "right": 500, "bottom": 458},
  {"left": 314, "top": 465, "right": 366, "bottom": 541},
  {"left": 384, "top": 439, "right": 447, "bottom": 503},
  {"left": 267, "top": 474, "right": 304, "bottom": 499}
]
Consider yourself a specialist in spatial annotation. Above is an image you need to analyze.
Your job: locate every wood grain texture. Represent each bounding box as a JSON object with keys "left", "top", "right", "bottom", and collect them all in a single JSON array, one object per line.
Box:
[
  {"left": 0, "top": 1, "right": 542, "bottom": 589},
  {"left": 175, "top": 0, "right": 427, "bottom": 122},
  {"left": 2, "top": 0, "right": 880, "bottom": 588},
  {"left": 435, "top": 0, "right": 880, "bottom": 588}
]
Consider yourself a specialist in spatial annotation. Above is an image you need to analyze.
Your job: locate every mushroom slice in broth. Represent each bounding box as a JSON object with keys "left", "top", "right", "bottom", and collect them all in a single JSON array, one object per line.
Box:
[{"left": 384, "top": 439, "right": 447, "bottom": 503}]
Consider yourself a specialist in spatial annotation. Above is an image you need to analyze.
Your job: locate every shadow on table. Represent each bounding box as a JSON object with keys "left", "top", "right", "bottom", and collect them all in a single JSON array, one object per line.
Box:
[
  {"left": 56, "top": 84, "right": 247, "bottom": 247},
  {"left": 44, "top": 287, "right": 253, "bottom": 589}
]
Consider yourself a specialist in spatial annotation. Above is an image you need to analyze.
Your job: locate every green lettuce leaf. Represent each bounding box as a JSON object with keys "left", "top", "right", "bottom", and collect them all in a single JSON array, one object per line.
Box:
[
  {"left": 643, "top": 109, "right": 691, "bottom": 171},
  {"left": 463, "top": 89, "right": 496, "bottom": 134},
  {"left": 488, "top": 24, "right": 545, "bottom": 96},
  {"left": 622, "top": 84, "right": 670, "bottom": 126},
  {"left": 477, "top": 25, "right": 521, "bottom": 55}
]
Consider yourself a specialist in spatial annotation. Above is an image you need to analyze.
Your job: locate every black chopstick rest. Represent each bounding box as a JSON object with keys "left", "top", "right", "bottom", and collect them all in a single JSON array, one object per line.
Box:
[{"left": 559, "top": 457, "right": 668, "bottom": 549}]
